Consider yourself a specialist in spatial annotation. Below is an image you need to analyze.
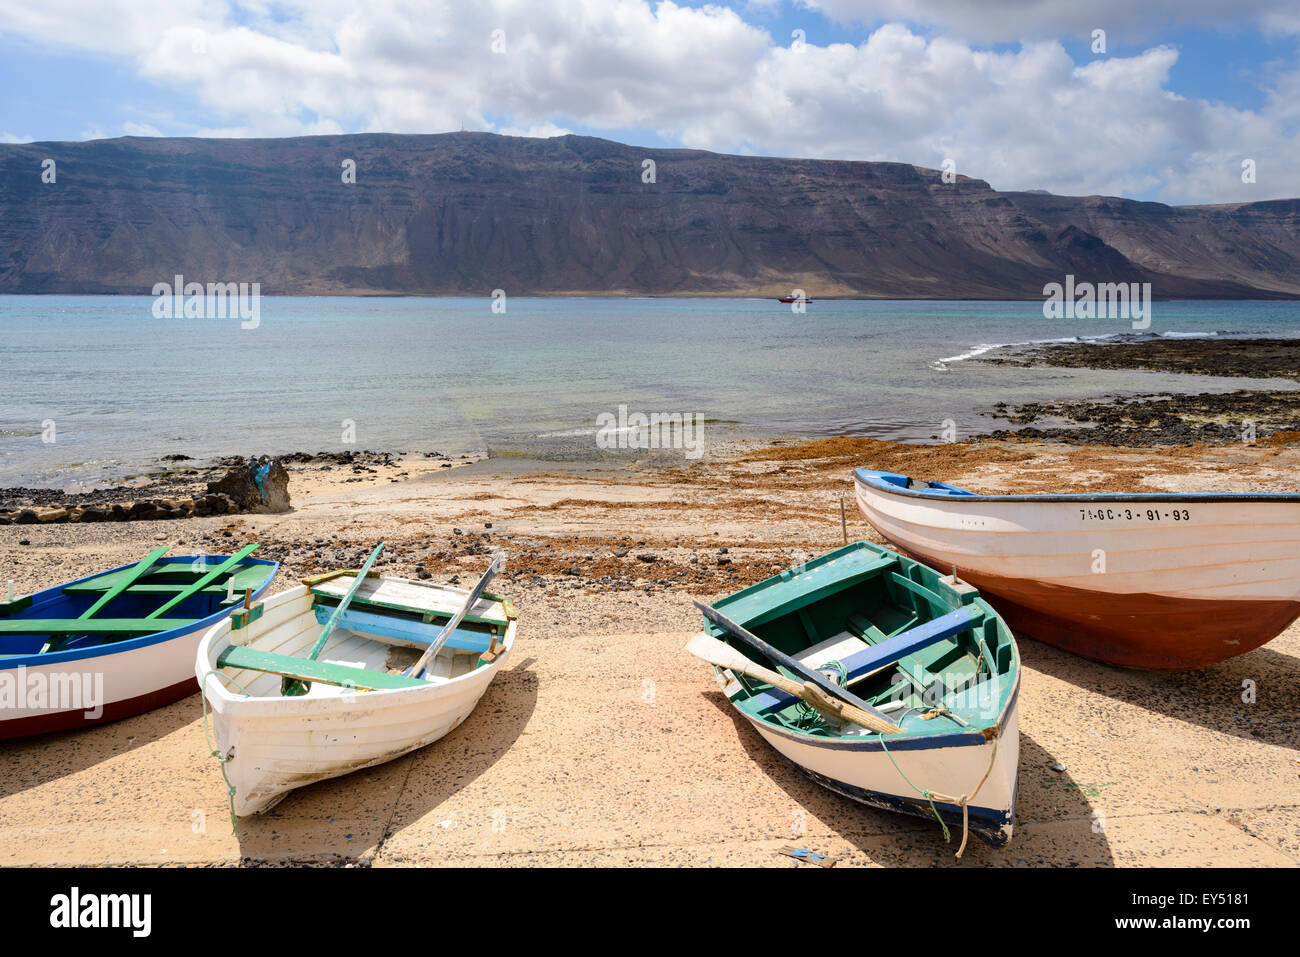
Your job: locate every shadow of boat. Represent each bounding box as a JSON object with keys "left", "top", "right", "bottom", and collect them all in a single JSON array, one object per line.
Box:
[
  {"left": 0, "top": 690, "right": 200, "bottom": 799},
  {"left": 232, "top": 658, "right": 539, "bottom": 863},
  {"left": 704, "top": 689, "right": 1115, "bottom": 866},
  {"left": 1017, "top": 636, "right": 1300, "bottom": 752}
]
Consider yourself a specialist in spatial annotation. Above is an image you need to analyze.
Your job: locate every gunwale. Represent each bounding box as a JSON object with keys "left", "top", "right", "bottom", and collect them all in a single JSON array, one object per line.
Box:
[
  {"left": 0, "top": 555, "right": 279, "bottom": 668},
  {"left": 855, "top": 468, "right": 1300, "bottom": 504}
]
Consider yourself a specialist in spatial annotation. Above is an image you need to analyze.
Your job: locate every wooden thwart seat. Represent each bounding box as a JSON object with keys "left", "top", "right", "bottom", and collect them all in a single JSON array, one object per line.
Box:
[
  {"left": 309, "top": 576, "right": 510, "bottom": 630},
  {"left": 795, "top": 631, "right": 868, "bottom": 669},
  {"left": 313, "top": 606, "right": 497, "bottom": 654},
  {"left": 712, "top": 554, "right": 898, "bottom": 631},
  {"left": 216, "top": 645, "right": 429, "bottom": 692},
  {"left": 64, "top": 563, "right": 270, "bottom": 595},
  {"left": 743, "top": 604, "right": 986, "bottom": 715},
  {"left": 841, "top": 604, "right": 984, "bottom": 674}
]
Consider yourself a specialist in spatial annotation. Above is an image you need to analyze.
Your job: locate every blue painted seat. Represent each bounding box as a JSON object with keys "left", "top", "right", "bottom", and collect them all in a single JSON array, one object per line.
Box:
[
  {"left": 742, "top": 604, "right": 985, "bottom": 715},
  {"left": 313, "top": 605, "right": 497, "bottom": 654}
]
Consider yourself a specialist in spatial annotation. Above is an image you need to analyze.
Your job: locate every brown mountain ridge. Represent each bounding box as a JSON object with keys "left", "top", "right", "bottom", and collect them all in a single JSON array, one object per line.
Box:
[{"left": 1, "top": 131, "right": 1297, "bottom": 298}]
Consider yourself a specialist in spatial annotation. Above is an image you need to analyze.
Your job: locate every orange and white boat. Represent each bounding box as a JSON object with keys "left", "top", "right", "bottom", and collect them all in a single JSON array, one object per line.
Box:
[{"left": 852, "top": 468, "right": 1300, "bottom": 670}]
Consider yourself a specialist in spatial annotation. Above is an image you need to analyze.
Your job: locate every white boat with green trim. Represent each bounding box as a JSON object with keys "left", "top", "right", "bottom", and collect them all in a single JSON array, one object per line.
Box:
[
  {"left": 196, "top": 545, "right": 515, "bottom": 816},
  {"left": 687, "top": 541, "right": 1020, "bottom": 853}
]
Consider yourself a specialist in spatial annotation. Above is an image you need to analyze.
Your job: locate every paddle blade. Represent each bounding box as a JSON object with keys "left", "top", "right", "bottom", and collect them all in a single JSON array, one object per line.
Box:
[{"left": 685, "top": 632, "right": 751, "bottom": 673}]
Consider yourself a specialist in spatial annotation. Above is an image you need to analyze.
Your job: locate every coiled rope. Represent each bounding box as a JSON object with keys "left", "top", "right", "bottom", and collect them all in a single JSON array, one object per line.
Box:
[{"left": 793, "top": 659, "right": 848, "bottom": 731}]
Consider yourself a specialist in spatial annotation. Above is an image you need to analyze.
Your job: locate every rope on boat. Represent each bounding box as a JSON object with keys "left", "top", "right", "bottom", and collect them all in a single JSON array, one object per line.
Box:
[
  {"left": 207, "top": 668, "right": 254, "bottom": 696},
  {"left": 198, "top": 669, "right": 240, "bottom": 835},
  {"left": 877, "top": 729, "right": 1001, "bottom": 859},
  {"left": 794, "top": 659, "right": 848, "bottom": 730}
]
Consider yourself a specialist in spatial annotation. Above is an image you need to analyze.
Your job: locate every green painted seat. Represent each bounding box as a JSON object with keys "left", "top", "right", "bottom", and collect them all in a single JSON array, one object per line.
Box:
[{"left": 216, "top": 645, "right": 429, "bottom": 692}]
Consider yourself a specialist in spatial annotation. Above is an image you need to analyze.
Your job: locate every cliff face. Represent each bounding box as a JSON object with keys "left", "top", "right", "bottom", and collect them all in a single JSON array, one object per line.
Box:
[{"left": 1, "top": 131, "right": 1297, "bottom": 298}]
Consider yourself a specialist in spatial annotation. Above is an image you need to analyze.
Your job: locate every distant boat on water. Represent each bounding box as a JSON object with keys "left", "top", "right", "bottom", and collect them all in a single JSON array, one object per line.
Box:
[{"left": 778, "top": 296, "right": 813, "bottom": 304}]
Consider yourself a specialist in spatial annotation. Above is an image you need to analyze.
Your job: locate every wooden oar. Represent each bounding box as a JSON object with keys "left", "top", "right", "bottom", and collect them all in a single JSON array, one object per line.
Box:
[
  {"left": 686, "top": 632, "right": 902, "bottom": 735},
  {"left": 692, "top": 599, "right": 899, "bottom": 730},
  {"left": 283, "top": 541, "right": 385, "bottom": 696},
  {"left": 146, "top": 543, "right": 259, "bottom": 620},
  {"left": 406, "top": 553, "right": 504, "bottom": 680}
]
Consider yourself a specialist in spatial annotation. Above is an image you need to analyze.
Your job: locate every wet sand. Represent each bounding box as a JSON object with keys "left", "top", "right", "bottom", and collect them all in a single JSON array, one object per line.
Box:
[{"left": 1, "top": 436, "right": 1298, "bottom": 867}]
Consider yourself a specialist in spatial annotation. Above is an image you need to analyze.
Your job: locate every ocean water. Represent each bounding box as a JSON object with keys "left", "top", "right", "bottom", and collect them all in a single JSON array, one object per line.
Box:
[{"left": 1, "top": 295, "right": 1297, "bottom": 489}]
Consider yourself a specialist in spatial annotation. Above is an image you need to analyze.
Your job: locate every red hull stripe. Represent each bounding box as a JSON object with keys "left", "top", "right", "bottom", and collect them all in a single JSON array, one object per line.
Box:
[
  {"left": 895, "top": 545, "right": 1300, "bottom": 670},
  {"left": 0, "top": 677, "right": 198, "bottom": 740}
]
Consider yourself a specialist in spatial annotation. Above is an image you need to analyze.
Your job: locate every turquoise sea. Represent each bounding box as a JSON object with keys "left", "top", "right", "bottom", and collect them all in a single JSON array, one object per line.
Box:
[{"left": 1, "top": 296, "right": 1297, "bottom": 489}]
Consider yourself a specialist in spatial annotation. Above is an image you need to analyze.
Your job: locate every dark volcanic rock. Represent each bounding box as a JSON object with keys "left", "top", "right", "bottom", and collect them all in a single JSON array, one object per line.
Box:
[
  {"left": 0, "top": 132, "right": 1297, "bottom": 299},
  {"left": 205, "top": 457, "right": 291, "bottom": 513},
  {"left": 981, "top": 389, "right": 1300, "bottom": 446},
  {"left": 984, "top": 337, "right": 1300, "bottom": 380}
]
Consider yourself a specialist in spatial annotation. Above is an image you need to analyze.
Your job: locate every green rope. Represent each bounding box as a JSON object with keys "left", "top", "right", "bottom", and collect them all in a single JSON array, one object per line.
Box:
[
  {"left": 207, "top": 667, "right": 255, "bottom": 697},
  {"left": 198, "top": 670, "right": 240, "bottom": 835},
  {"left": 878, "top": 731, "right": 951, "bottom": 843},
  {"left": 793, "top": 660, "right": 848, "bottom": 731}
]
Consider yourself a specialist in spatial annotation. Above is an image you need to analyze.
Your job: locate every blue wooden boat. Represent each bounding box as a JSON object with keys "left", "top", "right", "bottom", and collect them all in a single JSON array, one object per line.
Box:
[{"left": 0, "top": 546, "right": 278, "bottom": 738}]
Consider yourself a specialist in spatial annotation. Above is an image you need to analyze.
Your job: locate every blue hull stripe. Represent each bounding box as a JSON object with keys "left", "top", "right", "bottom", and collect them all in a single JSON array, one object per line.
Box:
[{"left": 855, "top": 468, "right": 1300, "bottom": 504}]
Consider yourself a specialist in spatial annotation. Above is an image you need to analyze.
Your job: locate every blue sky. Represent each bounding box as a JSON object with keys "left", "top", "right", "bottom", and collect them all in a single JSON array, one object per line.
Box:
[{"left": 1, "top": 1, "right": 1296, "bottom": 204}]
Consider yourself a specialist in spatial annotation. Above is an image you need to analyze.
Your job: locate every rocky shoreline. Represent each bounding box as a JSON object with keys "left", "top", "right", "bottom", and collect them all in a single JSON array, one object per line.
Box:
[
  {"left": 0, "top": 449, "right": 469, "bottom": 526},
  {"left": 976, "top": 336, "right": 1300, "bottom": 446},
  {"left": 980, "top": 336, "right": 1300, "bottom": 379}
]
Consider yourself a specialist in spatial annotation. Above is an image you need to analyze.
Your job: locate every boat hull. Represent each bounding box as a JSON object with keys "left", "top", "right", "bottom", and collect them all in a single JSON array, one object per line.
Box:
[
  {"left": 198, "top": 584, "right": 515, "bottom": 815},
  {"left": 0, "top": 557, "right": 278, "bottom": 739},
  {"left": 854, "top": 470, "right": 1300, "bottom": 670},
  {"left": 733, "top": 678, "right": 1020, "bottom": 847}
]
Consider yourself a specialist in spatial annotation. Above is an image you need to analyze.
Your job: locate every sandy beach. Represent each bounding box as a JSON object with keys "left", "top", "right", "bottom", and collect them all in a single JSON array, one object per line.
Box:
[{"left": 1, "top": 435, "right": 1297, "bottom": 867}]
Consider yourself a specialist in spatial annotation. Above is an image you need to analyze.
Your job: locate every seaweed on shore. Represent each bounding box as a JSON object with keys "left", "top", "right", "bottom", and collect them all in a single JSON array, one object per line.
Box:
[{"left": 980, "top": 389, "right": 1300, "bottom": 447}]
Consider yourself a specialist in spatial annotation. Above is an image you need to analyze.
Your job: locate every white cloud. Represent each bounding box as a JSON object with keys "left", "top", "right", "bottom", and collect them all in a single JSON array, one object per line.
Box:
[
  {"left": 495, "top": 121, "right": 574, "bottom": 138},
  {"left": 798, "top": 0, "right": 1300, "bottom": 42},
  {"left": 1, "top": 132, "right": 34, "bottom": 143},
  {"left": 0, "top": 1, "right": 1295, "bottom": 204},
  {"left": 122, "top": 121, "right": 163, "bottom": 137}
]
